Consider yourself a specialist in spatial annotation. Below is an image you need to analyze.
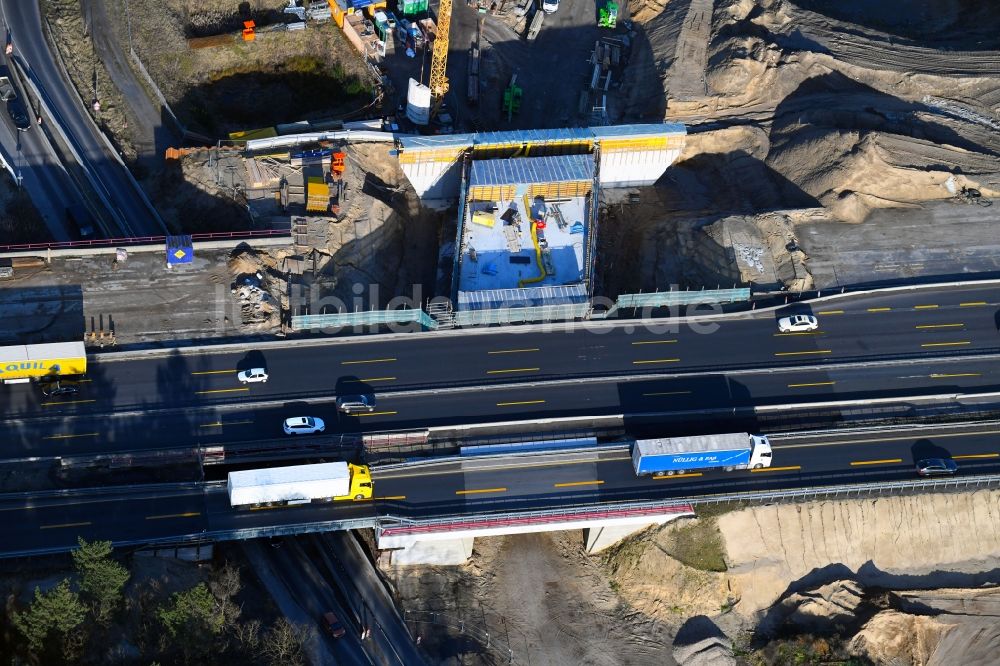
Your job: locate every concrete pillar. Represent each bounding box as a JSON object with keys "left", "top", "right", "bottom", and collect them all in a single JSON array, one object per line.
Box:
[
  {"left": 584, "top": 523, "right": 658, "bottom": 554},
  {"left": 387, "top": 537, "right": 475, "bottom": 565}
]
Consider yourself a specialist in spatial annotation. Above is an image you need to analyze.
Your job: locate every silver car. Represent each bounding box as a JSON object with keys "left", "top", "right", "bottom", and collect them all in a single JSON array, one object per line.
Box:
[
  {"left": 237, "top": 367, "right": 268, "bottom": 383},
  {"left": 283, "top": 416, "right": 326, "bottom": 435},
  {"left": 777, "top": 314, "right": 818, "bottom": 333}
]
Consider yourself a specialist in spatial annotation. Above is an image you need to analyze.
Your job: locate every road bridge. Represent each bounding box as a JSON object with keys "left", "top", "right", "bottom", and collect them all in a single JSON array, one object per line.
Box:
[{"left": 1, "top": 421, "right": 1000, "bottom": 558}]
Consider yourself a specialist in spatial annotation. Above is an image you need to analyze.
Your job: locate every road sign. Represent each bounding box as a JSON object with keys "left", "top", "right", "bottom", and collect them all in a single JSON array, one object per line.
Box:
[{"left": 166, "top": 235, "right": 193, "bottom": 265}]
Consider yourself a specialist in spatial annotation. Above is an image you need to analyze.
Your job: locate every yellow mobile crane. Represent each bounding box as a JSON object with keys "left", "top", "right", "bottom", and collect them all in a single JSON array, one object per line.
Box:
[{"left": 428, "top": 0, "right": 452, "bottom": 119}]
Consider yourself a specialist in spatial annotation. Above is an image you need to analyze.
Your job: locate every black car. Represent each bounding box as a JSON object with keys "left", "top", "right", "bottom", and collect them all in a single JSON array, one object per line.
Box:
[
  {"left": 41, "top": 382, "right": 79, "bottom": 397},
  {"left": 7, "top": 97, "right": 30, "bottom": 131},
  {"left": 916, "top": 458, "right": 958, "bottom": 477}
]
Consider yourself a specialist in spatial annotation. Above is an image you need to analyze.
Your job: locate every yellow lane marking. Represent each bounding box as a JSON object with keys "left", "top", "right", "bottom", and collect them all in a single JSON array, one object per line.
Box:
[
  {"left": 356, "top": 411, "right": 398, "bottom": 417},
  {"left": 357, "top": 377, "right": 396, "bottom": 382},
  {"left": 850, "top": 458, "right": 903, "bottom": 466},
  {"left": 40, "top": 521, "right": 92, "bottom": 530},
  {"left": 375, "top": 495, "right": 407, "bottom": 500},
  {"left": 487, "top": 367, "right": 540, "bottom": 374},
  {"left": 200, "top": 420, "right": 253, "bottom": 428},
  {"left": 914, "top": 304, "right": 939, "bottom": 310},
  {"left": 920, "top": 341, "right": 971, "bottom": 348},
  {"left": 787, "top": 381, "right": 835, "bottom": 388},
  {"left": 633, "top": 358, "right": 680, "bottom": 365},
  {"left": 867, "top": 307, "right": 891, "bottom": 312},
  {"left": 774, "top": 331, "right": 823, "bottom": 337},
  {"left": 146, "top": 512, "right": 201, "bottom": 520},
  {"left": 43, "top": 432, "right": 99, "bottom": 440},
  {"left": 631, "top": 340, "right": 678, "bottom": 345},
  {"left": 194, "top": 388, "right": 249, "bottom": 395},
  {"left": 341, "top": 358, "right": 396, "bottom": 365},
  {"left": 960, "top": 302, "right": 987, "bottom": 307},
  {"left": 930, "top": 373, "right": 981, "bottom": 379},
  {"left": 953, "top": 453, "right": 999, "bottom": 460},
  {"left": 488, "top": 348, "right": 540, "bottom": 354},
  {"left": 496, "top": 400, "right": 546, "bottom": 407},
  {"left": 915, "top": 323, "right": 963, "bottom": 329},
  {"left": 653, "top": 473, "right": 703, "bottom": 479},
  {"left": 643, "top": 390, "right": 693, "bottom": 397},
  {"left": 751, "top": 466, "right": 801, "bottom": 473},
  {"left": 554, "top": 480, "right": 604, "bottom": 488},
  {"left": 817, "top": 310, "right": 843, "bottom": 315},
  {"left": 42, "top": 399, "right": 96, "bottom": 406},
  {"left": 75, "top": 379, "right": 92, "bottom": 383},
  {"left": 774, "top": 350, "right": 832, "bottom": 357},
  {"left": 456, "top": 487, "right": 507, "bottom": 495},
  {"left": 782, "top": 428, "right": 1000, "bottom": 450},
  {"left": 190, "top": 369, "right": 236, "bottom": 375}
]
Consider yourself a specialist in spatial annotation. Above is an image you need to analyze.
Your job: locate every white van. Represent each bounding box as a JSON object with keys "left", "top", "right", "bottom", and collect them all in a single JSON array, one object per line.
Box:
[{"left": 542, "top": 0, "right": 558, "bottom": 13}]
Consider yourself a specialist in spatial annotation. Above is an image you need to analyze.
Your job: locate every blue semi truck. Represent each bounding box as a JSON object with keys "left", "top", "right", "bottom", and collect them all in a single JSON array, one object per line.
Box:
[{"left": 631, "top": 433, "right": 773, "bottom": 476}]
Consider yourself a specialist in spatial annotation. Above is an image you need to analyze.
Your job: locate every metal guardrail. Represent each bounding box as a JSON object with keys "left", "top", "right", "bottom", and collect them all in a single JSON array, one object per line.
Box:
[
  {"left": 453, "top": 302, "right": 591, "bottom": 326},
  {"left": 378, "top": 474, "right": 1000, "bottom": 534},
  {"left": 613, "top": 287, "right": 751, "bottom": 309},
  {"left": 0, "top": 229, "right": 291, "bottom": 252},
  {"left": 292, "top": 308, "right": 438, "bottom": 331},
  {"left": 403, "top": 610, "right": 516, "bottom": 665}
]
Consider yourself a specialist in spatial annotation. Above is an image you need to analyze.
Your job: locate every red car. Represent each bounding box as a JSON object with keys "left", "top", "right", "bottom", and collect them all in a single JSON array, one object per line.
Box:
[{"left": 322, "top": 611, "right": 346, "bottom": 639}]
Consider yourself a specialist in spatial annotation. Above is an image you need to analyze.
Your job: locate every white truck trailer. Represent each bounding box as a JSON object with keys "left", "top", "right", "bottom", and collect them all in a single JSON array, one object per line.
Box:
[{"left": 227, "top": 462, "right": 372, "bottom": 507}]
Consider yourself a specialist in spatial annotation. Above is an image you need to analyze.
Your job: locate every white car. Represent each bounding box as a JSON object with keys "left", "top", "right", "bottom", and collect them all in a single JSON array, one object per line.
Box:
[
  {"left": 283, "top": 416, "right": 326, "bottom": 435},
  {"left": 777, "top": 314, "right": 818, "bottom": 333},
  {"left": 237, "top": 367, "right": 268, "bottom": 384}
]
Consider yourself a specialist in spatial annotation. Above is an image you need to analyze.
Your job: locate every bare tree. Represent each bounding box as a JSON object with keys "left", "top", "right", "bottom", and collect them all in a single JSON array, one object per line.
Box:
[{"left": 261, "top": 618, "right": 307, "bottom": 666}]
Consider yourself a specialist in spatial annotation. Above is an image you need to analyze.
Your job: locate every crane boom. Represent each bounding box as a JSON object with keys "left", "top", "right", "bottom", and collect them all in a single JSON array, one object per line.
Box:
[{"left": 428, "top": 0, "right": 452, "bottom": 117}]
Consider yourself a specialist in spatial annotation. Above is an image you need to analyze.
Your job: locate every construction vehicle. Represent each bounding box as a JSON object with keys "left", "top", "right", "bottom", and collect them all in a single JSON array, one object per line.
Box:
[
  {"left": 502, "top": 74, "right": 522, "bottom": 122},
  {"left": 329, "top": 151, "right": 347, "bottom": 215},
  {"left": 428, "top": 0, "right": 452, "bottom": 118},
  {"left": 598, "top": 1, "right": 617, "bottom": 28},
  {"left": 953, "top": 186, "right": 992, "bottom": 207}
]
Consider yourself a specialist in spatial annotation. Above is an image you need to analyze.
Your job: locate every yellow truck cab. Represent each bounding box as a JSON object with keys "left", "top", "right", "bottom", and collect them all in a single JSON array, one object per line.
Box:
[{"left": 339, "top": 463, "right": 373, "bottom": 500}]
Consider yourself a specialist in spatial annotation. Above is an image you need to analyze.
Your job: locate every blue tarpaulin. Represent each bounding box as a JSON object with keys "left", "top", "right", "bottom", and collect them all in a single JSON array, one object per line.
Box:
[{"left": 166, "top": 235, "right": 193, "bottom": 265}]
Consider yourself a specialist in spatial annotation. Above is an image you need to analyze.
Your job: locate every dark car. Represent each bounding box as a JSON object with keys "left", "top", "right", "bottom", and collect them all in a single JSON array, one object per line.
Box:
[
  {"left": 336, "top": 393, "right": 376, "bottom": 414},
  {"left": 916, "top": 458, "right": 958, "bottom": 477},
  {"left": 321, "top": 611, "right": 346, "bottom": 639},
  {"left": 40, "top": 381, "right": 79, "bottom": 397},
  {"left": 6, "top": 97, "right": 30, "bottom": 131}
]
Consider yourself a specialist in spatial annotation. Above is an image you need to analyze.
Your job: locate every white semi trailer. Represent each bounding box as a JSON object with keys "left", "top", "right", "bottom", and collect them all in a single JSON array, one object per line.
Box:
[{"left": 227, "top": 462, "right": 372, "bottom": 507}]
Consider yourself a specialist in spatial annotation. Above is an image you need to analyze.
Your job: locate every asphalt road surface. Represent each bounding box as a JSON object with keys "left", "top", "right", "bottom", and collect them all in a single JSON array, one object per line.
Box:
[
  {"left": 1, "top": 421, "right": 999, "bottom": 557},
  {"left": 0, "top": 50, "right": 84, "bottom": 241},
  {"left": 2, "top": 283, "right": 998, "bottom": 424},
  {"left": 1, "top": 0, "right": 164, "bottom": 236},
  {"left": 3, "top": 353, "right": 1000, "bottom": 462}
]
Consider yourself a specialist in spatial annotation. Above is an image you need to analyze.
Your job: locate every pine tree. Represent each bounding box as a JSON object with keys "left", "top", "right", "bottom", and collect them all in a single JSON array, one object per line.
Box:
[
  {"left": 71, "top": 537, "right": 130, "bottom": 623},
  {"left": 12, "top": 579, "right": 87, "bottom": 655}
]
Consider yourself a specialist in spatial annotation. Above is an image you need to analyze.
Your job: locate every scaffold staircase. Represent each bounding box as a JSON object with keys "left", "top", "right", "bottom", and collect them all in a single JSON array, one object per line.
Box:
[{"left": 426, "top": 300, "right": 456, "bottom": 329}]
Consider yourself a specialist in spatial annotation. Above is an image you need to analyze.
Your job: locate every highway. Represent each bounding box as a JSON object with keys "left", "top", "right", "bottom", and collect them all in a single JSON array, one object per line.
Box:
[
  {"left": 1, "top": 421, "right": 1000, "bottom": 557},
  {"left": 2, "top": 284, "right": 998, "bottom": 425},
  {"left": 0, "top": 49, "right": 84, "bottom": 241},
  {"left": 1, "top": 0, "right": 164, "bottom": 236},
  {"left": 3, "top": 354, "right": 1000, "bottom": 462},
  {"left": 0, "top": 284, "right": 997, "bottom": 468}
]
